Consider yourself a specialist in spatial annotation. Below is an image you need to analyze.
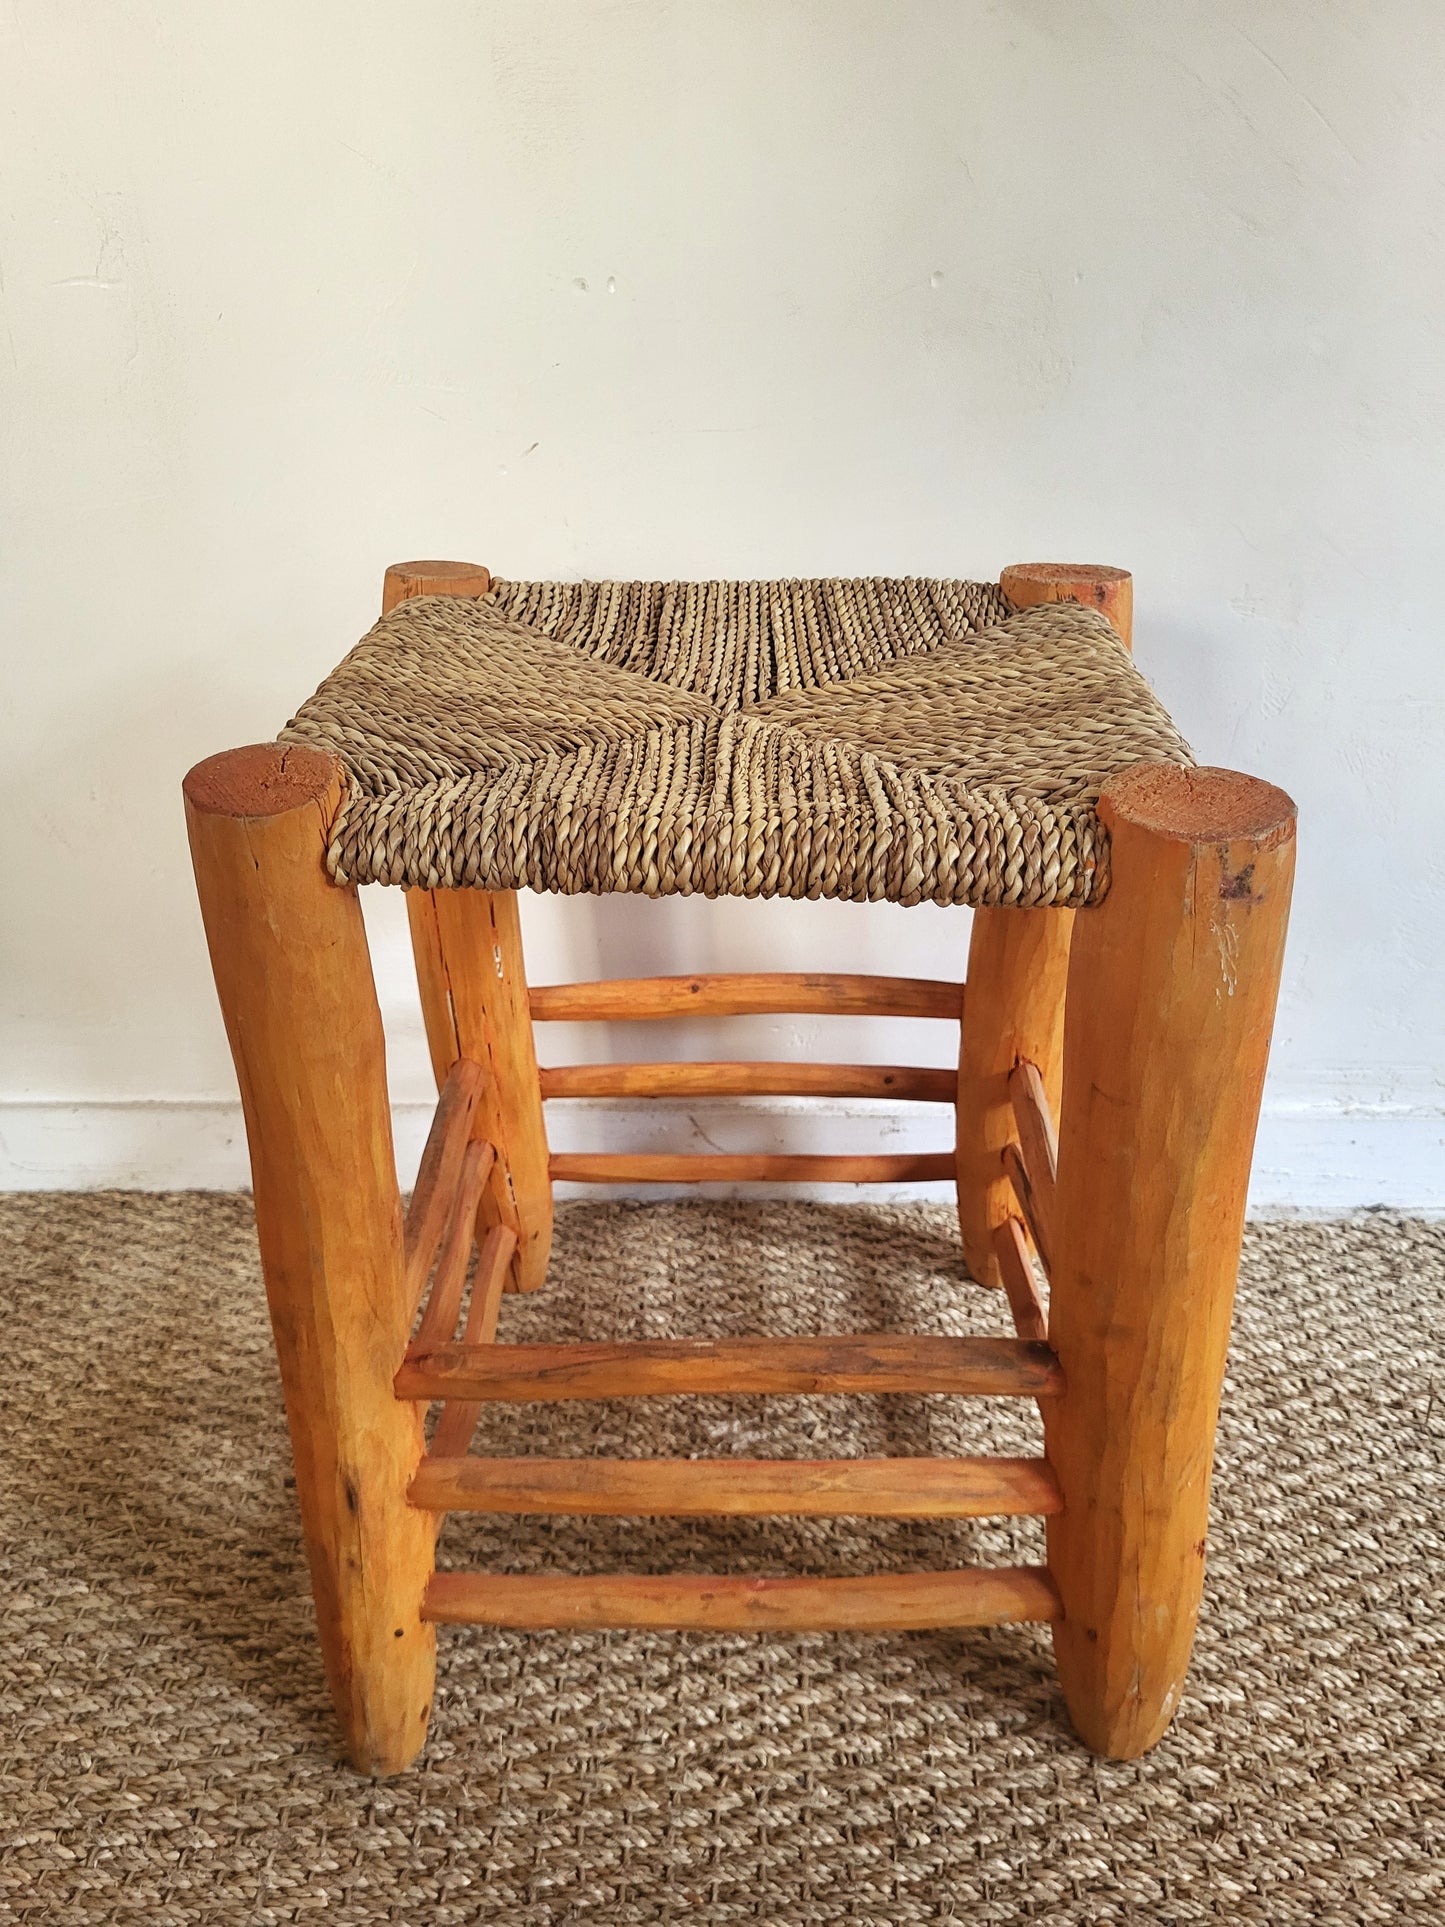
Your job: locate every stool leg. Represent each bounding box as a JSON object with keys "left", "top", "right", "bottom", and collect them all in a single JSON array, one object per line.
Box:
[
  {"left": 955, "top": 907, "right": 1073, "bottom": 1284},
  {"left": 1045, "top": 763, "right": 1296, "bottom": 1759},
  {"left": 380, "top": 556, "right": 554, "bottom": 1297},
  {"left": 184, "top": 744, "right": 436, "bottom": 1776},
  {"left": 956, "top": 562, "right": 1134, "bottom": 1288},
  {"left": 407, "top": 885, "right": 553, "bottom": 1293}
]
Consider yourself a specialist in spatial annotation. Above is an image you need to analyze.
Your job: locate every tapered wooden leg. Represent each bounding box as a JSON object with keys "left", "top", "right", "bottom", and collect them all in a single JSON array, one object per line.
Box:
[
  {"left": 381, "top": 559, "right": 554, "bottom": 1295},
  {"left": 1045, "top": 763, "right": 1296, "bottom": 1759},
  {"left": 184, "top": 744, "right": 436, "bottom": 1776},
  {"left": 956, "top": 563, "right": 1133, "bottom": 1286},
  {"left": 407, "top": 885, "right": 553, "bottom": 1293},
  {"left": 955, "top": 908, "right": 1073, "bottom": 1284}
]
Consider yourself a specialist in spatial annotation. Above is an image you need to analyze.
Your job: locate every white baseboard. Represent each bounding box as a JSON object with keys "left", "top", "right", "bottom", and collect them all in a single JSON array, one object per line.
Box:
[{"left": 1, "top": 1095, "right": 1441, "bottom": 1214}]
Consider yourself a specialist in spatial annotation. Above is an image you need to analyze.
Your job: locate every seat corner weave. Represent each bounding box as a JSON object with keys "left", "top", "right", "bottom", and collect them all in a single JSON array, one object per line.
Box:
[{"left": 279, "top": 575, "right": 1193, "bottom": 908}]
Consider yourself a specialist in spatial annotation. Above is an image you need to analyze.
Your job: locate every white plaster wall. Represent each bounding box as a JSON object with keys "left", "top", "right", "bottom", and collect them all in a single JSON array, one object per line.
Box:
[{"left": 2, "top": 2, "right": 1441, "bottom": 1205}]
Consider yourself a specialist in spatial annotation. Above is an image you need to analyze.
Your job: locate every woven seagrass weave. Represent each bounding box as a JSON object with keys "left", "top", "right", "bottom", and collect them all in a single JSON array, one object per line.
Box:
[
  {"left": 280, "top": 577, "right": 1194, "bottom": 907},
  {"left": 6, "top": 1197, "right": 1442, "bottom": 1925}
]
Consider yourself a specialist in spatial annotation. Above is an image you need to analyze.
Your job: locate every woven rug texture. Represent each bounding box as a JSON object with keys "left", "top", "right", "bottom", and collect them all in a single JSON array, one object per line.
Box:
[{"left": 1, "top": 1197, "right": 1441, "bottom": 1925}]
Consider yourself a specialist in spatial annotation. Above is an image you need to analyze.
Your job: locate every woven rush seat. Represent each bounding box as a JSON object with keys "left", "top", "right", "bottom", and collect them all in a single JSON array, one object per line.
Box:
[{"left": 281, "top": 576, "right": 1193, "bottom": 908}]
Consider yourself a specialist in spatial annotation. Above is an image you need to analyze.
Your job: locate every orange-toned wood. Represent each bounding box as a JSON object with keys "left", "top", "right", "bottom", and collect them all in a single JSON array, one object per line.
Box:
[
  {"left": 1000, "top": 562, "right": 1133, "bottom": 647},
  {"left": 423, "top": 1566, "right": 1061, "bottom": 1631},
  {"left": 992, "top": 1217, "right": 1049, "bottom": 1344},
  {"left": 1001, "top": 1142, "right": 1053, "bottom": 1278},
  {"left": 392, "top": 562, "right": 473, "bottom": 1111},
  {"left": 530, "top": 973, "right": 964, "bottom": 1022},
  {"left": 1009, "top": 1058, "right": 1059, "bottom": 1188},
  {"left": 405, "top": 888, "right": 460, "bottom": 1091},
  {"left": 956, "top": 562, "right": 1132, "bottom": 1287},
  {"left": 412, "top": 1456, "right": 1071, "bottom": 1518},
  {"left": 382, "top": 560, "right": 493, "bottom": 614},
  {"left": 1046, "top": 763, "right": 1295, "bottom": 1761},
  {"left": 408, "top": 1140, "right": 494, "bottom": 1355},
  {"left": 1002, "top": 1058, "right": 1058, "bottom": 1272},
  {"left": 955, "top": 909, "right": 1072, "bottom": 1286},
  {"left": 427, "top": 1224, "right": 518, "bottom": 1464},
  {"left": 403, "top": 1058, "right": 485, "bottom": 1317},
  {"left": 395, "top": 1332, "right": 1063, "bottom": 1402},
  {"left": 389, "top": 562, "right": 552, "bottom": 1297},
  {"left": 539, "top": 1060, "right": 958, "bottom": 1102},
  {"left": 183, "top": 743, "right": 434, "bottom": 1777},
  {"left": 423, "top": 888, "right": 551, "bottom": 1291},
  {"left": 549, "top": 1151, "right": 955, "bottom": 1185},
  {"left": 410, "top": 1454, "right": 1061, "bottom": 1519},
  {"left": 455, "top": 1226, "right": 515, "bottom": 1353}
]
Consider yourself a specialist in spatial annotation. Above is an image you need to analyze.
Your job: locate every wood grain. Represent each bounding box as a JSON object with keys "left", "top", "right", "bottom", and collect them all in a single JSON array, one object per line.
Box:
[
  {"left": 390, "top": 562, "right": 552, "bottom": 1296},
  {"left": 549, "top": 1151, "right": 955, "bottom": 1185},
  {"left": 403, "top": 1058, "right": 485, "bottom": 1318},
  {"left": 956, "top": 562, "right": 1131, "bottom": 1287},
  {"left": 396, "top": 1332, "right": 1063, "bottom": 1402},
  {"left": 382, "top": 560, "right": 493, "bottom": 613},
  {"left": 1046, "top": 762, "right": 1296, "bottom": 1761},
  {"left": 184, "top": 743, "right": 434, "bottom": 1777},
  {"left": 530, "top": 973, "right": 965, "bottom": 1022},
  {"left": 539, "top": 1060, "right": 958, "bottom": 1102},
  {"left": 1001, "top": 1141, "right": 1054, "bottom": 1279},
  {"left": 426, "top": 1223, "right": 518, "bottom": 1465},
  {"left": 956, "top": 907, "right": 1074, "bottom": 1286},
  {"left": 408, "top": 1139, "right": 494, "bottom": 1355},
  {"left": 419, "top": 888, "right": 552, "bottom": 1293},
  {"left": 423, "top": 1566, "right": 1062, "bottom": 1631},
  {"left": 404, "top": 887, "right": 461, "bottom": 1091},
  {"left": 1008, "top": 1058, "right": 1059, "bottom": 1189},
  {"left": 992, "top": 1217, "right": 1049, "bottom": 1344},
  {"left": 410, "top": 1454, "right": 1061, "bottom": 1518},
  {"left": 999, "top": 562, "right": 1133, "bottom": 646}
]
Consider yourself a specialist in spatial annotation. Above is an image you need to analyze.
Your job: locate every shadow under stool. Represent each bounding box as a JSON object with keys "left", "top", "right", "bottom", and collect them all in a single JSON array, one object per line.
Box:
[{"left": 183, "top": 559, "right": 1295, "bottom": 1774}]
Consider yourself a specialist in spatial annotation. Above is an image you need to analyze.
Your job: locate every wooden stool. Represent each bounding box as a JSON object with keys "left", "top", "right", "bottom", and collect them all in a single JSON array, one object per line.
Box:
[{"left": 183, "top": 561, "right": 1294, "bottom": 1775}]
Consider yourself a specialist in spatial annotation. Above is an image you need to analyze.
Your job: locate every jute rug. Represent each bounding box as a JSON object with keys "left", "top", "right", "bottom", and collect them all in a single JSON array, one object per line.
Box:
[{"left": 1, "top": 1197, "right": 1440, "bottom": 1925}]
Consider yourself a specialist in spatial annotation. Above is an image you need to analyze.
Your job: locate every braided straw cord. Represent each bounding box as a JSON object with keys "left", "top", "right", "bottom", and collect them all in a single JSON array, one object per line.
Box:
[{"left": 280, "top": 577, "right": 1193, "bottom": 907}]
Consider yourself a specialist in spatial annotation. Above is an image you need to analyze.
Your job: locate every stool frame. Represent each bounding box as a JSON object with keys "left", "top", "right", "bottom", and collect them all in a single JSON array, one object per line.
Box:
[{"left": 183, "top": 561, "right": 1295, "bottom": 1774}]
